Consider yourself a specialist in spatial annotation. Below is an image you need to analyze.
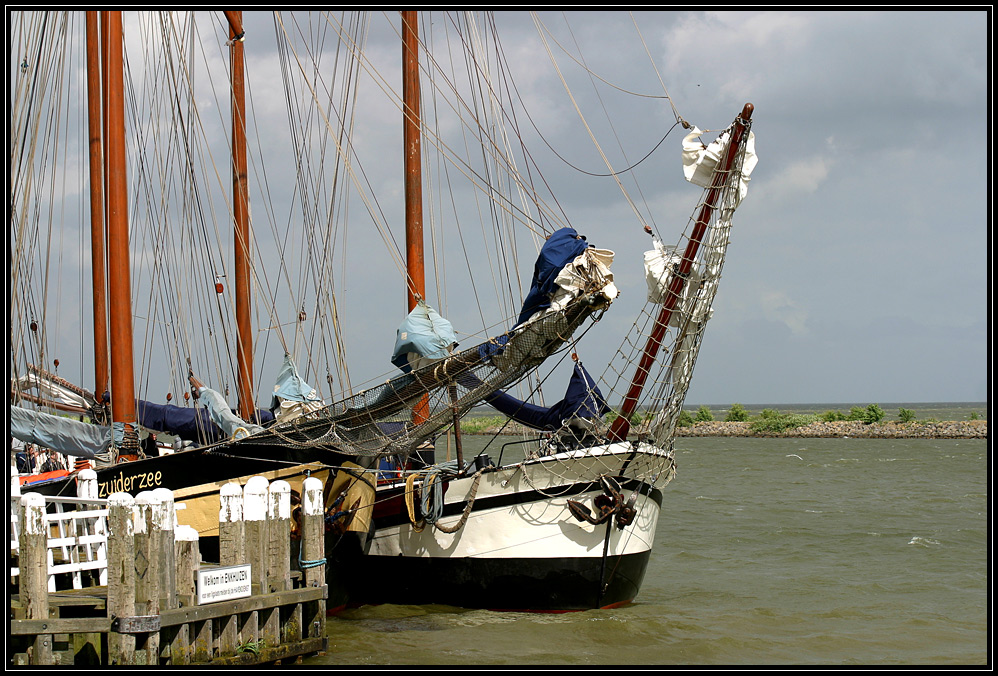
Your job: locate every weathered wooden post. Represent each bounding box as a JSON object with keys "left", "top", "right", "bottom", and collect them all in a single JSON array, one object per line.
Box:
[
  {"left": 300, "top": 476, "right": 326, "bottom": 641},
  {"left": 107, "top": 492, "right": 136, "bottom": 665},
  {"left": 171, "top": 524, "right": 200, "bottom": 665},
  {"left": 133, "top": 491, "right": 161, "bottom": 665},
  {"left": 148, "top": 488, "right": 175, "bottom": 665},
  {"left": 217, "top": 482, "right": 243, "bottom": 657},
  {"left": 152, "top": 487, "right": 177, "bottom": 612},
  {"left": 268, "top": 480, "right": 292, "bottom": 594},
  {"left": 243, "top": 476, "right": 269, "bottom": 648},
  {"left": 76, "top": 468, "right": 97, "bottom": 500},
  {"left": 266, "top": 480, "right": 292, "bottom": 648},
  {"left": 254, "top": 481, "right": 291, "bottom": 648},
  {"left": 219, "top": 482, "right": 245, "bottom": 566},
  {"left": 19, "top": 492, "right": 52, "bottom": 665}
]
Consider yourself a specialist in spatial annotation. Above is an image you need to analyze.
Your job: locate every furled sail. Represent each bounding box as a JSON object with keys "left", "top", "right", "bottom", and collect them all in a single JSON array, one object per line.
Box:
[
  {"left": 10, "top": 405, "right": 110, "bottom": 459},
  {"left": 682, "top": 126, "right": 757, "bottom": 205},
  {"left": 515, "top": 227, "right": 591, "bottom": 326},
  {"left": 391, "top": 301, "right": 458, "bottom": 373},
  {"left": 484, "top": 361, "right": 610, "bottom": 432},
  {"left": 270, "top": 353, "right": 325, "bottom": 423}
]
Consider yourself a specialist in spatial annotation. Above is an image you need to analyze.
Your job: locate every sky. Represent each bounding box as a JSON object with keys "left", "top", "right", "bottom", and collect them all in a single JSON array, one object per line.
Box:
[{"left": 9, "top": 10, "right": 990, "bottom": 410}]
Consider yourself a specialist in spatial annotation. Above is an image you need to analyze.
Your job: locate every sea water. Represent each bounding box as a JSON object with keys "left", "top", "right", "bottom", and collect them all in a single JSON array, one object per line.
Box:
[{"left": 306, "top": 406, "right": 988, "bottom": 666}]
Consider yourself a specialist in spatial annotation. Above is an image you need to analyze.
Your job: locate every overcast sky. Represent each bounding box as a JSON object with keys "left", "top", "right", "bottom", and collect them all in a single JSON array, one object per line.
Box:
[{"left": 12, "top": 10, "right": 989, "bottom": 409}]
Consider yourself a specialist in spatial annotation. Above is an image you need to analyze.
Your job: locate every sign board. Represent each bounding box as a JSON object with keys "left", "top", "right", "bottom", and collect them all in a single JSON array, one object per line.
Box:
[{"left": 197, "top": 564, "right": 252, "bottom": 604}]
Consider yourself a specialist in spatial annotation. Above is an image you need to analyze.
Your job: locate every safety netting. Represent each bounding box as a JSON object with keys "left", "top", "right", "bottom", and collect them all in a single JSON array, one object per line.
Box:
[{"left": 234, "top": 234, "right": 618, "bottom": 461}]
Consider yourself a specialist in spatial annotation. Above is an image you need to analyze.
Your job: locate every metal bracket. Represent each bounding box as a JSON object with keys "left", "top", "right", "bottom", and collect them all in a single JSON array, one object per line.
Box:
[{"left": 110, "top": 615, "right": 161, "bottom": 633}]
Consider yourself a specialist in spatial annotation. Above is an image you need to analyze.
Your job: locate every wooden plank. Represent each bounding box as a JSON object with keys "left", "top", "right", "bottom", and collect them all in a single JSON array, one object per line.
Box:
[
  {"left": 9, "top": 585, "right": 326, "bottom": 637},
  {"left": 11, "top": 617, "right": 111, "bottom": 635},
  {"left": 157, "top": 586, "right": 327, "bottom": 626},
  {"left": 72, "top": 630, "right": 103, "bottom": 665},
  {"left": 192, "top": 618, "right": 212, "bottom": 664}
]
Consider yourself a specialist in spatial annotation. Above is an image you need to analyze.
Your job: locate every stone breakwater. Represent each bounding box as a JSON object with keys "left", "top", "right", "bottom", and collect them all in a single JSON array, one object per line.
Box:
[
  {"left": 474, "top": 420, "right": 987, "bottom": 439},
  {"left": 675, "top": 420, "right": 988, "bottom": 439}
]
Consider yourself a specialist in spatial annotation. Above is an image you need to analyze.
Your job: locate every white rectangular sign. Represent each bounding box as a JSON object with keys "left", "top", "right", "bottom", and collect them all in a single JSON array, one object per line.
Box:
[{"left": 197, "top": 564, "right": 252, "bottom": 604}]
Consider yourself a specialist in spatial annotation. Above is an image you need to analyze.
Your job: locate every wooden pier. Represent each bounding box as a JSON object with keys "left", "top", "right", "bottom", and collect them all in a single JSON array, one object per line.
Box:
[{"left": 9, "top": 469, "right": 328, "bottom": 666}]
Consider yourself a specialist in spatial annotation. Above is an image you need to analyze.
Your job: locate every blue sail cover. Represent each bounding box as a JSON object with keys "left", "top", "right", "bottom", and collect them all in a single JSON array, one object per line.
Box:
[
  {"left": 10, "top": 405, "right": 109, "bottom": 459},
  {"left": 270, "top": 353, "right": 322, "bottom": 408},
  {"left": 515, "top": 227, "right": 589, "bottom": 327},
  {"left": 135, "top": 399, "right": 274, "bottom": 443},
  {"left": 391, "top": 301, "right": 458, "bottom": 373},
  {"left": 484, "top": 361, "right": 610, "bottom": 431}
]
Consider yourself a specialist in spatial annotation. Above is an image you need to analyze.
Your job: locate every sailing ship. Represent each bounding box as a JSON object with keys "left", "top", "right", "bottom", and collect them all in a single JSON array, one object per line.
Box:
[{"left": 9, "top": 11, "right": 757, "bottom": 611}]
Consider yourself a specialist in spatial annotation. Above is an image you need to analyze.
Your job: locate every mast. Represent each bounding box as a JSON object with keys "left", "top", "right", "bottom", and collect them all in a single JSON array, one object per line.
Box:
[
  {"left": 608, "top": 103, "right": 754, "bottom": 442},
  {"left": 103, "top": 11, "right": 137, "bottom": 432},
  {"left": 402, "top": 10, "right": 425, "bottom": 312},
  {"left": 402, "top": 11, "right": 454, "bottom": 467},
  {"left": 402, "top": 9, "right": 426, "bottom": 417},
  {"left": 224, "top": 10, "right": 254, "bottom": 422},
  {"left": 85, "top": 12, "right": 109, "bottom": 409}
]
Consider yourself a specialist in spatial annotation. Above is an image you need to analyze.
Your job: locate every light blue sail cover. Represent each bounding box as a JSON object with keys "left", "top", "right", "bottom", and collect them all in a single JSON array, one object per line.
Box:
[
  {"left": 194, "top": 386, "right": 265, "bottom": 438},
  {"left": 391, "top": 301, "right": 458, "bottom": 373},
  {"left": 10, "top": 405, "right": 109, "bottom": 459},
  {"left": 270, "top": 352, "right": 323, "bottom": 408}
]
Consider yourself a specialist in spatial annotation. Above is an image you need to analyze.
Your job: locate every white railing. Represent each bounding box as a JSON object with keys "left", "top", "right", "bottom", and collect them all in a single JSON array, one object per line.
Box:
[
  {"left": 9, "top": 466, "right": 184, "bottom": 592},
  {"left": 10, "top": 467, "right": 109, "bottom": 592}
]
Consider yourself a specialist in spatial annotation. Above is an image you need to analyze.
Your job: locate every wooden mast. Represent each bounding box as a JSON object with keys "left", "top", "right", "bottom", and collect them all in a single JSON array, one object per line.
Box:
[
  {"left": 85, "top": 11, "right": 109, "bottom": 410},
  {"left": 103, "top": 11, "right": 137, "bottom": 433},
  {"left": 607, "top": 103, "right": 754, "bottom": 442},
  {"left": 402, "top": 10, "right": 426, "bottom": 423},
  {"left": 402, "top": 11, "right": 452, "bottom": 467},
  {"left": 224, "top": 10, "right": 254, "bottom": 422},
  {"left": 402, "top": 10, "right": 425, "bottom": 312}
]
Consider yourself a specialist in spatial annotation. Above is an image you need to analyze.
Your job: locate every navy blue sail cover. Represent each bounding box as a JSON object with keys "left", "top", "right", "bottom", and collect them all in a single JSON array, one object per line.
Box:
[
  {"left": 136, "top": 399, "right": 274, "bottom": 444},
  {"left": 515, "top": 227, "right": 589, "bottom": 327},
  {"left": 484, "top": 361, "right": 610, "bottom": 431}
]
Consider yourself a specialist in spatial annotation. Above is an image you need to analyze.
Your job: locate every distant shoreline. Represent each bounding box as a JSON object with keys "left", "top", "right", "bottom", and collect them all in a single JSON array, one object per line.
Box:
[
  {"left": 466, "top": 419, "right": 987, "bottom": 439},
  {"left": 674, "top": 419, "right": 987, "bottom": 439}
]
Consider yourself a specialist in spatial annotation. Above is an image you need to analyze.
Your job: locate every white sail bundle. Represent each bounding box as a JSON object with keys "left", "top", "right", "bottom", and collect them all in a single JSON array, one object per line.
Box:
[{"left": 589, "top": 110, "right": 757, "bottom": 452}]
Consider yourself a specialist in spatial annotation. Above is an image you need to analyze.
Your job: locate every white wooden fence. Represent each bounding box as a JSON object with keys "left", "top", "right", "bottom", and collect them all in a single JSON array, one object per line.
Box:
[{"left": 10, "top": 467, "right": 111, "bottom": 592}]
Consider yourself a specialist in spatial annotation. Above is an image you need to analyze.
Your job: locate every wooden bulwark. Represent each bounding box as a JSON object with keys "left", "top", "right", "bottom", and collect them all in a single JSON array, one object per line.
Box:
[{"left": 9, "top": 473, "right": 327, "bottom": 666}]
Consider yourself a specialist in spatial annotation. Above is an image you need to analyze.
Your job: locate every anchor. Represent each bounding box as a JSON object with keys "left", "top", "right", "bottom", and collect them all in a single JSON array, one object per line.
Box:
[{"left": 567, "top": 475, "right": 636, "bottom": 530}]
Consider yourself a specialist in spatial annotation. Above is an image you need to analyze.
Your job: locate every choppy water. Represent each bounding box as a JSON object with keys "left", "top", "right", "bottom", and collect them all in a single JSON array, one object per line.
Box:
[{"left": 306, "top": 406, "right": 988, "bottom": 666}]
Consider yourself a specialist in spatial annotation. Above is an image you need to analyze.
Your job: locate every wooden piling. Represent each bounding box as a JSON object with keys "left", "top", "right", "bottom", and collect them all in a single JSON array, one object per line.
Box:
[
  {"left": 133, "top": 491, "right": 160, "bottom": 664},
  {"left": 107, "top": 492, "right": 136, "bottom": 665},
  {"left": 217, "top": 481, "right": 242, "bottom": 655},
  {"left": 171, "top": 524, "right": 199, "bottom": 664},
  {"left": 242, "top": 476, "right": 268, "bottom": 648},
  {"left": 20, "top": 493, "right": 52, "bottom": 665},
  {"left": 301, "top": 476, "right": 326, "bottom": 639}
]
